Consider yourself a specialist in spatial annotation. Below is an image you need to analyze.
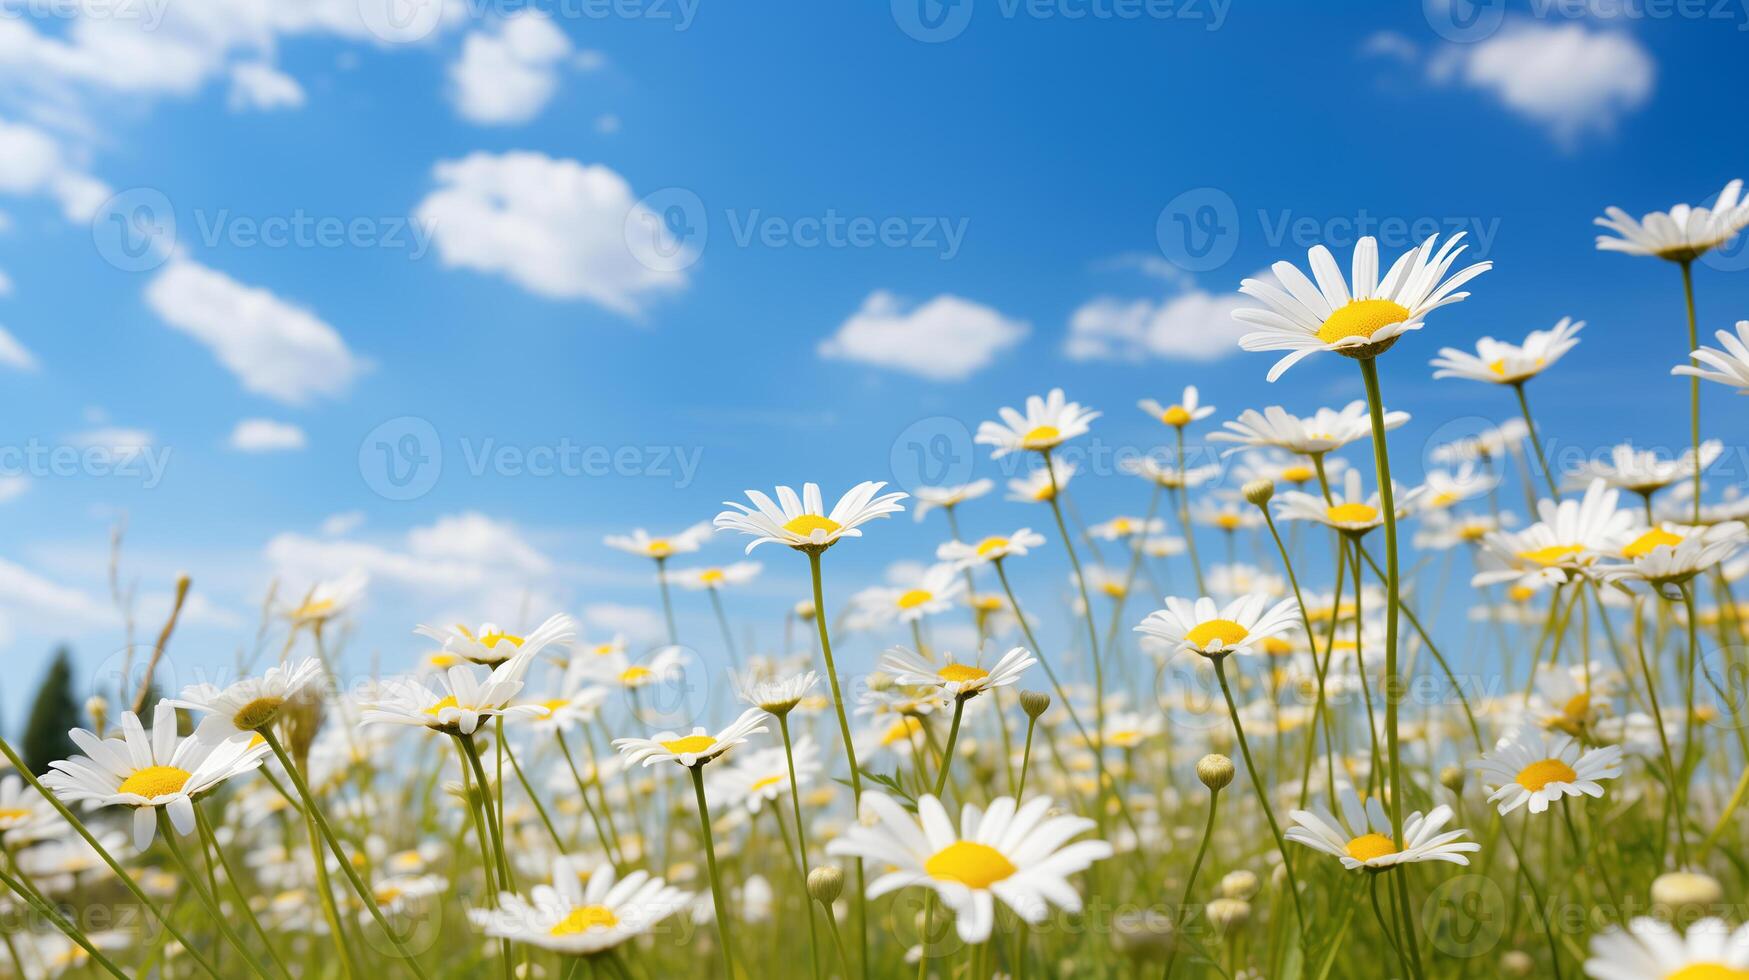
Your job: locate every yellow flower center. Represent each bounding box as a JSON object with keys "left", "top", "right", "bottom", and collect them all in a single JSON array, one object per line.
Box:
[
  {"left": 750, "top": 774, "right": 784, "bottom": 792},
  {"left": 117, "top": 765, "right": 194, "bottom": 799},
  {"left": 924, "top": 841, "right": 1017, "bottom": 889},
  {"left": 1161, "top": 406, "right": 1192, "bottom": 427},
  {"left": 423, "top": 695, "right": 461, "bottom": 717},
  {"left": 1281, "top": 465, "right": 1314, "bottom": 483},
  {"left": 375, "top": 886, "right": 404, "bottom": 904},
  {"left": 659, "top": 735, "right": 717, "bottom": 756},
  {"left": 537, "top": 698, "right": 571, "bottom": 717},
  {"left": 1507, "top": 585, "right": 1537, "bottom": 603},
  {"left": 549, "top": 904, "right": 620, "bottom": 936},
  {"left": 1666, "top": 966, "right": 1749, "bottom": 980},
  {"left": 477, "top": 631, "right": 524, "bottom": 649},
  {"left": 1108, "top": 730, "right": 1142, "bottom": 748},
  {"left": 1623, "top": 528, "right": 1684, "bottom": 559},
  {"left": 292, "top": 598, "right": 335, "bottom": 620},
  {"left": 700, "top": 568, "right": 726, "bottom": 585},
  {"left": 897, "top": 589, "right": 934, "bottom": 610},
  {"left": 1020, "top": 425, "right": 1061, "bottom": 448},
  {"left": 782, "top": 514, "right": 842, "bottom": 537},
  {"left": 1261, "top": 636, "right": 1295, "bottom": 657},
  {"left": 1214, "top": 514, "right": 1243, "bottom": 530},
  {"left": 1317, "top": 299, "right": 1411, "bottom": 345},
  {"left": 1099, "top": 581, "right": 1127, "bottom": 598},
  {"left": 938, "top": 664, "right": 990, "bottom": 685},
  {"left": 646, "top": 539, "right": 673, "bottom": 557},
  {"left": 232, "top": 696, "right": 286, "bottom": 730},
  {"left": 1031, "top": 481, "right": 1058, "bottom": 502},
  {"left": 1515, "top": 758, "right": 1578, "bottom": 791},
  {"left": 1344, "top": 832, "right": 1398, "bottom": 863},
  {"left": 1185, "top": 619, "right": 1249, "bottom": 648},
  {"left": 881, "top": 717, "right": 925, "bottom": 746},
  {"left": 0, "top": 808, "right": 32, "bottom": 823},
  {"left": 1561, "top": 692, "right": 1591, "bottom": 720},
  {"left": 620, "top": 667, "right": 653, "bottom": 685},
  {"left": 976, "top": 536, "right": 1010, "bottom": 557},
  {"left": 1326, "top": 503, "right": 1379, "bottom": 525},
  {"left": 1519, "top": 544, "right": 1581, "bottom": 566}
]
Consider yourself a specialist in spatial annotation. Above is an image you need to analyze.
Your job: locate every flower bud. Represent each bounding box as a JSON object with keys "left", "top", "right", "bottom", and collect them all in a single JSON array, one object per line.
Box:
[
  {"left": 1197, "top": 754, "right": 1234, "bottom": 792},
  {"left": 1439, "top": 765, "right": 1465, "bottom": 794},
  {"left": 1205, "top": 898, "right": 1250, "bottom": 935},
  {"left": 1500, "top": 951, "right": 1535, "bottom": 977},
  {"left": 84, "top": 696, "right": 109, "bottom": 737},
  {"left": 807, "top": 866, "right": 844, "bottom": 905},
  {"left": 793, "top": 600, "right": 817, "bottom": 621},
  {"left": 1242, "top": 479, "right": 1275, "bottom": 507},
  {"left": 1019, "top": 690, "right": 1051, "bottom": 719},
  {"left": 1219, "top": 870, "right": 1259, "bottom": 901},
  {"left": 1651, "top": 871, "right": 1722, "bottom": 912}
]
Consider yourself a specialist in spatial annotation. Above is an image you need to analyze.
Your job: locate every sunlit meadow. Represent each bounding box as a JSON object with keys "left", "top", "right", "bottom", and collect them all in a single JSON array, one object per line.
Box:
[{"left": 4, "top": 188, "right": 1749, "bottom": 979}]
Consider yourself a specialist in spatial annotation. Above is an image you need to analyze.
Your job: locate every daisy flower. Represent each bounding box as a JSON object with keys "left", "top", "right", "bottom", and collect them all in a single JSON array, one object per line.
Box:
[
  {"left": 714, "top": 482, "right": 907, "bottom": 553},
  {"left": 912, "top": 480, "right": 994, "bottom": 522},
  {"left": 1098, "top": 711, "right": 1165, "bottom": 750},
  {"left": 826, "top": 792, "right": 1111, "bottom": 943},
  {"left": 1430, "top": 418, "right": 1528, "bottom": 465},
  {"left": 664, "top": 561, "right": 763, "bottom": 591},
  {"left": 1593, "top": 521, "right": 1746, "bottom": 588},
  {"left": 1286, "top": 784, "right": 1478, "bottom": 871},
  {"left": 614, "top": 707, "right": 769, "bottom": 768},
  {"left": 1585, "top": 917, "right": 1749, "bottom": 979},
  {"left": 573, "top": 647, "right": 689, "bottom": 692},
  {"left": 1230, "top": 450, "right": 1341, "bottom": 490},
  {"left": 1472, "top": 728, "right": 1623, "bottom": 815},
  {"left": 735, "top": 670, "right": 820, "bottom": 716},
  {"left": 1194, "top": 499, "right": 1263, "bottom": 533},
  {"left": 1119, "top": 455, "right": 1222, "bottom": 490},
  {"left": 603, "top": 522, "right": 712, "bottom": 559},
  {"left": 1595, "top": 179, "right": 1749, "bottom": 262},
  {"left": 1234, "top": 233, "right": 1491, "bottom": 380},
  {"left": 1418, "top": 463, "right": 1495, "bottom": 511},
  {"left": 1088, "top": 515, "right": 1166, "bottom": 541},
  {"left": 167, "top": 657, "right": 327, "bottom": 738},
  {"left": 1139, "top": 386, "right": 1214, "bottom": 428},
  {"left": 413, "top": 612, "right": 577, "bottom": 668},
  {"left": 1415, "top": 510, "right": 1503, "bottom": 551},
  {"left": 521, "top": 686, "right": 609, "bottom": 734},
  {"left": 469, "top": 855, "right": 691, "bottom": 956},
  {"left": 42, "top": 700, "right": 270, "bottom": 851},
  {"left": 1210, "top": 401, "right": 1408, "bottom": 456},
  {"left": 1134, "top": 594, "right": 1301, "bottom": 659},
  {"left": 1674, "top": 320, "right": 1749, "bottom": 392},
  {"left": 280, "top": 570, "right": 367, "bottom": 627},
  {"left": 1429, "top": 317, "right": 1584, "bottom": 385},
  {"left": 1007, "top": 459, "right": 1077, "bottom": 503},
  {"left": 708, "top": 738, "right": 821, "bottom": 814},
  {"left": 1565, "top": 441, "right": 1723, "bottom": 496},
  {"left": 0, "top": 773, "right": 65, "bottom": 844},
  {"left": 1275, "top": 468, "right": 1421, "bottom": 536},
  {"left": 359, "top": 654, "right": 543, "bottom": 736},
  {"left": 877, "top": 646, "right": 1037, "bottom": 700},
  {"left": 975, "top": 388, "right": 1100, "bottom": 457},
  {"left": 937, "top": 527, "right": 1046, "bottom": 568},
  {"left": 1472, "top": 479, "right": 1636, "bottom": 588},
  {"left": 859, "top": 562, "right": 967, "bottom": 624}
]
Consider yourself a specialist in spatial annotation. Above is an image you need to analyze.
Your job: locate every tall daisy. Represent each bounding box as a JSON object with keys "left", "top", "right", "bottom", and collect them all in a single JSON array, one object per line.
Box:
[
  {"left": 876, "top": 646, "right": 1036, "bottom": 701},
  {"left": 715, "top": 482, "right": 907, "bottom": 553},
  {"left": 1211, "top": 402, "right": 1409, "bottom": 457},
  {"left": 469, "top": 855, "right": 692, "bottom": 956},
  {"left": 1139, "top": 386, "right": 1214, "bottom": 429},
  {"left": 975, "top": 388, "right": 1100, "bottom": 457},
  {"left": 1006, "top": 459, "right": 1077, "bottom": 503},
  {"left": 825, "top": 792, "right": 1111, "bottom": 943},
  {"left": 1472, "top": 729, "right": 1623, "bottom": 815},
  {"left": 413, "top": 612, "right": 577, "bottom": 668},
  {"left": 1674, "top": 320, "right": 1749, "bottom": 392},
  {"left": 42, "top": 700, "right": 270, "bottom": 851},
  {"left": 359, "top": 654, "right": 543, "bottom": 736},
  {"left": 1430, "top": 317, "right": 1584, "bottom": 386},
  {"left": 279, "top": 570, "right": 367, "bottom": 629},
  {"left": 912, "top": 480, "right": 994, "bottom": 523},
  {"left": 1233, "top": 234, "right": 1491, "bottom": 381},
  {"left": 1286, "top": 784, "right": 1478, "bottom": 871},
  {"left": 937, "top": 528, "right": 1046, "bottom": 568},
  {"left": 1274, "top": 468, "right": 1421, "bottom": 537},
  {"left": 1134, "top": 594, "right": 1300, "bottom": 660},
  {"left": 168, "top": 657, "right": 327, "bottom": 739},
  {"left": 1584, "top": 917, "right": 1749, "bottom": 980},
  {"left": 1472, "top": 478, "right": 1636, "bottom": 589}
]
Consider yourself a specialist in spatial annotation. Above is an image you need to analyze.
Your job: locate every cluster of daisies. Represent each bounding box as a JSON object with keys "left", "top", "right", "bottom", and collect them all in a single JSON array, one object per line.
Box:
[{"left": 1, "top": 180, "right": 1748, "bottom": 979}]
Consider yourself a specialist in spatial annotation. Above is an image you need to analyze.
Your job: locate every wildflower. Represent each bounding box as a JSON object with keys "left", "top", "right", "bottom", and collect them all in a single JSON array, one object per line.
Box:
[
  {"left": 613, "top": 707, "right": 769, "bottom": 768},
  {"left": 1286, "top": 784, "right": 1478, "bottom": 871},
  {"left": 1430, "top": 317, "right": 1583, "bottom": 384},
  {"left": 975, "top": 388, "right": 1100, "bottom": 457},
  {"left": 715, "top": 482, "right": 907, "bottom": 552},
  {"left": 1472, "top": 729, "right": 1623, "bottom": 815}
]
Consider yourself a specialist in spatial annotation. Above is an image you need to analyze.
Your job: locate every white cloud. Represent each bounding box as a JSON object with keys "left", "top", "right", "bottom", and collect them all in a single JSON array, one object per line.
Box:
[
  {"left": 818, "top": 291, "right": 1028, "bottom": 381},
  {"left": 228, "top": 62, "right": 306, "bottom": 111},
  {"left": 1360, "top": 30, "right": 1418, "bottom": 64},
  {"left": 595, "top": 113, "right": 621, "bottom": 135},
  {"left": 449, "top": 11, "right": 571, "bottom": 125},
  {"left": 321, "top": 511, "right": 365, "bottom": 536},
  {"left": 0, "top": 324, "right": 37, "bottom": 371},
  {"left": 0, "top": 118, "right": 110, "bottom": 221},
  {"left": 144, "top": 260, "right": 367, "bottom": 404},
  {"left": 0, "top": 269, "right": 13, "bottom": 294},
  {"left": 71, "top": 426, "right": 152, "bottom": 452},
  {"left": 229, "top": 418, "right": 306, "bottom": 452},
  {"left": 0, "top": 556, "right": 108, "bottom": 620},
  {"left": 415, "top": 152, "right": 688, "bottom": 314},
  {"left": 1065, "top": 286, "right": 1249, "bottom": 362},
  {"left": 1426, "top": 21, "right": 1653, "bottom": 146},
  {"left": 407, "top": 511, "right": 552, "bottom": 575},
  {"left": 0, "top": 476, "right": 26, "bottom": 504}
]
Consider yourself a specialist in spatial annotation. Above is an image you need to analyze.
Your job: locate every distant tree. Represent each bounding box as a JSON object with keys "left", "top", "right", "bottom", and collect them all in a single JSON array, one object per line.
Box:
[{"left": 22, "top": 648, "right": 82, "bottom": 774}]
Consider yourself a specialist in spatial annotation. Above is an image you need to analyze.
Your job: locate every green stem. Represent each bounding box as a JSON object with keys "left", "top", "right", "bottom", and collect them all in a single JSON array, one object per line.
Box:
[
  {"left": 1161, "top": 783, "right": 1220, "bottom": 980},
  {"left": 1212, "top": 656, "right": 1307, "bottom": 938},
  {"left": 196, "top": 805, "right": 296, "bottom": 980},
  {"left": 689, "top": 764, "right": 739, "bottom": 980},
  {"left": 1681, "top": 258, "right": 1701, "bottom": 524},
  {"left": 1511, "top": 381, "right": 1560, "bottom": 501},
  {"left": 934, "top": 697, "right": 967, "bottom": 797},
  {"left": 805, "top": 548, "right": 869, "bottom": 980},
  {"left": 157, "top": 811, "right": 274, "bottom": 979},
  {"left": 777, "top": 714, "right": 822, "bottom": 977}
]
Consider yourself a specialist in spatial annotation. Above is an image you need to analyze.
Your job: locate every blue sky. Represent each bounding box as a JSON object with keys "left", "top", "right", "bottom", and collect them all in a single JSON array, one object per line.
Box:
[{"left": 0, "top": 0, "right": 1746, "bottom": 721}]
